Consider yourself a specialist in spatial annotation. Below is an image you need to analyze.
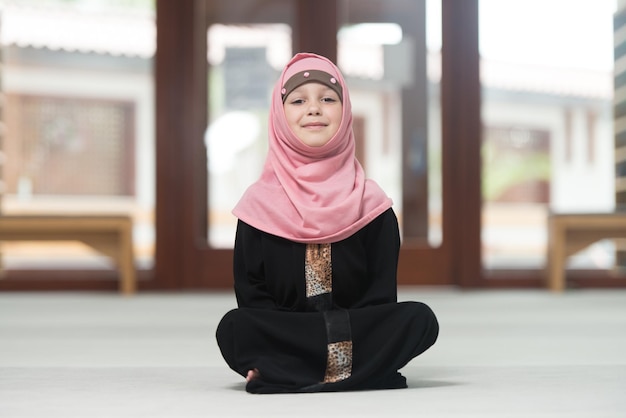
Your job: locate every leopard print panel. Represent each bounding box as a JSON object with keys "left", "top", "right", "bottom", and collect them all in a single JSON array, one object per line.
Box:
[
  {"left": 323, "top": 341, "right": 353, "bottom": 383},
  {"left": 305, "top": 243, "right": 332, "bottom": 298},
  {"left": 304, "top": 244, "right": 353, "bottom": 384}
]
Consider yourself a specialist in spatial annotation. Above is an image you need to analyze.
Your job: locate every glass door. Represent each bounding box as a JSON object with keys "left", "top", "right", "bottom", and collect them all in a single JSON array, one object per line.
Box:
[
  {"left": 335, "top": 0, "right": 448, "bottom": 284},
  {"left": 155, "top": 0, "right": 481, "bottom": 289},
  {"left": 198, "top": 0, "right": 456, "bottom": 286},
  {"left": 206, "top": 23, "right": 292, "bottom": 247}
]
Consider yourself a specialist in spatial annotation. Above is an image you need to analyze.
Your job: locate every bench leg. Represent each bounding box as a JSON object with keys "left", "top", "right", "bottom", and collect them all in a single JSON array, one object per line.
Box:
[
  {"left": 118, "top": 227, "right": 136, "bottom": 295},
  {"left": 547, "top": 220, "right": 566, "bottom": 292}
]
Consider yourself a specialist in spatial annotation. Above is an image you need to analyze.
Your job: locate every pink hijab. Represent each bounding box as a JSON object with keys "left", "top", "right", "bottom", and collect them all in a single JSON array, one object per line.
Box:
[{"left": 232, "top": 53, "right": 392, "bottom": 243}]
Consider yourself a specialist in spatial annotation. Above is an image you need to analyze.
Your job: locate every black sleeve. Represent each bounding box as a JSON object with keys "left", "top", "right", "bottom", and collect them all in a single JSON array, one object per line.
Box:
[
  {"left": 358, "top": 208, "right": 400, "bottom": 306},
  {"left": 233, "top": 220, "right": 277, "bottom": 309}
]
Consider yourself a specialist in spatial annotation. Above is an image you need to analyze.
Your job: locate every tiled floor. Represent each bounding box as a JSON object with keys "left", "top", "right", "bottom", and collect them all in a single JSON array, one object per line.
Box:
[{"left": 1, "top": 288, "right": 625, "bottom": 417}]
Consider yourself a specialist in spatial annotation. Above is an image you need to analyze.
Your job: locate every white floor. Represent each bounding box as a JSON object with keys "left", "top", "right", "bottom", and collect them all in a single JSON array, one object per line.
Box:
[{"left": 1, "top": 288, "right": 625, "bottom": 417}]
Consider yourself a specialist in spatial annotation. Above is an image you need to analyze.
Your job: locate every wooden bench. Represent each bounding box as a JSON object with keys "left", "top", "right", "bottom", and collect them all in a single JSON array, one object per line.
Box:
[
  {"left": 546, "top": 212, "right": 626, "bottom": 292},
  {"left": 0, "top": 215, "right": 136, "bottom": 295}
]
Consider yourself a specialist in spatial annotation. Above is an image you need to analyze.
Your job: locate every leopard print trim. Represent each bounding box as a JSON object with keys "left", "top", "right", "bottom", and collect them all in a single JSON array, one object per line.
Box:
[
  {"left": 323, "top": 341, "right": 353, "bottom": 383},
  {"left": 305, "top": 243, "right": 332, "bottom": 298},
  {"left": 305, "top": 244, "right": 353, "bottom": 384}
]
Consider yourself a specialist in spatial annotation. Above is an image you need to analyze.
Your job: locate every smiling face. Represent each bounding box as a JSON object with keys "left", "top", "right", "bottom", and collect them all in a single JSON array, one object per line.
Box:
[{"left": 283, "top": 82, "right": 343, "bottom": 147}]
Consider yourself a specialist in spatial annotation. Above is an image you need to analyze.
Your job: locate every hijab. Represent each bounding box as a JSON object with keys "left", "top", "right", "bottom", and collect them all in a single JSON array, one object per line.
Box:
[{"left": 232, "top": 52, "right": 392, "bottom": 243}]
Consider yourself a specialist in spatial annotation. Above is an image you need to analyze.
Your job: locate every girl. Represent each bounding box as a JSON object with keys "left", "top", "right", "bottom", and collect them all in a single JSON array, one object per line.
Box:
[{"left": 216, "top": 53, "right": 438, "bottom": 393}]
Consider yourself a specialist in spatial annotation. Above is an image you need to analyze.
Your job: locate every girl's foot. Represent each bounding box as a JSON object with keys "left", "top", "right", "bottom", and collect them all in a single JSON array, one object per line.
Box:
[{"left": 246, "top": 368, "right": 260, "bottom": 382}]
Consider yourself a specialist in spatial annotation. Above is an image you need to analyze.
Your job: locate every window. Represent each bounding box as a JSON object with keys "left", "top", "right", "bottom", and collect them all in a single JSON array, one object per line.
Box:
[
  {"left": 0, "top": 0, "right": 155, "bottom": 270},
  {"left": 480, "top": 0, "right": 617, "bottom": 269}
]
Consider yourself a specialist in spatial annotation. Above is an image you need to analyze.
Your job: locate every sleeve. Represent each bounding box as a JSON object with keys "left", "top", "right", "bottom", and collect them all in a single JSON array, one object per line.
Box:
[
  {"left": 358, "top": 208, "right": 400, "bottom": 306},
  {"left": 233, "top": 220, "right": 277, "bottom": 309}
]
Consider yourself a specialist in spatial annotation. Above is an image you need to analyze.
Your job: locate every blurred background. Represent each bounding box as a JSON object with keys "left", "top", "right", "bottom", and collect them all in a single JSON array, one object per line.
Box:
[{"left": 0, "top": 0, "right": 622, "bottom": 292}]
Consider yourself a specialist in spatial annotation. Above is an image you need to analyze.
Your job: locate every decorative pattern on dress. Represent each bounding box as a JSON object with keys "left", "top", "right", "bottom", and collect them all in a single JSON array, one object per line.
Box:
[
  {"left": 304, "top": 243, "right": 353, "bottom": 383},
  {"left": 323, "top": 341, "right": 353, "bottom": 383},
  {"left": 305, "top": 243, "right": 332, "bottom": 297}
]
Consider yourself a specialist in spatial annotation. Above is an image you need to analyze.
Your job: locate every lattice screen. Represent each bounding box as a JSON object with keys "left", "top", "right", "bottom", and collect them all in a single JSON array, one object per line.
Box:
[{"left": 4, "top": 95, "right": 135, "bottom": 196}]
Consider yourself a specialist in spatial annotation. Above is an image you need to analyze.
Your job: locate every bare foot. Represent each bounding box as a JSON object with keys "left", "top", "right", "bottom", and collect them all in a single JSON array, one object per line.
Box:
[{"left": 245, "top": 368, "right": 260, "bottom": 382}]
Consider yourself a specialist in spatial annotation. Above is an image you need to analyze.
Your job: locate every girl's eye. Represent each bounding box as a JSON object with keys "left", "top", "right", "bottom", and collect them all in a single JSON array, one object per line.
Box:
[
  {"left": 290, "top": 98, "right": 305, "bottom": 105},
  {"left": 322, "top": 97, "right": 337, "bottom": 103}
]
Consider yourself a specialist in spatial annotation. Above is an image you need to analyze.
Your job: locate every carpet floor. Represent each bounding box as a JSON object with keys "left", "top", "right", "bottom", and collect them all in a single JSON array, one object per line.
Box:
[{"left": 1, "top": 288, "right": 625, "bottom": 417}]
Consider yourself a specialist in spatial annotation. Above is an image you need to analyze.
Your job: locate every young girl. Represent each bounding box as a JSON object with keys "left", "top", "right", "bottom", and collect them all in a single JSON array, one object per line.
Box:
[{"left": 216, "top": 53, "right": 438, "bottom": 394}]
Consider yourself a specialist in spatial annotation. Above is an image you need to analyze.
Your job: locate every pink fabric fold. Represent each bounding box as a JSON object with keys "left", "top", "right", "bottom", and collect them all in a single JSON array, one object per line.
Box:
[{"left": 232, "top": 53, "right": 392, "bottom": 243}]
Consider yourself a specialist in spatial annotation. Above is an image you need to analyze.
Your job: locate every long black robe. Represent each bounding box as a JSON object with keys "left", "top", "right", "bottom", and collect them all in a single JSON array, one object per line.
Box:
[{"left": 216, "top": 209, "right": 439, "bottom": 393}]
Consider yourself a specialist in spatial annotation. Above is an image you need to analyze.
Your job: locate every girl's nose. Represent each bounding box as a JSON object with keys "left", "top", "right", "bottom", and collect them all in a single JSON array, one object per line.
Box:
[{"left": 307, "top": 103, "right": 321, "bottom": 115}]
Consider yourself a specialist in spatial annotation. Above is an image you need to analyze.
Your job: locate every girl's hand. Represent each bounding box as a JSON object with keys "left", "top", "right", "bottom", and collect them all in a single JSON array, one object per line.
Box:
[{"left": 246, "top": 368, "right": 260, "bottom": 382}]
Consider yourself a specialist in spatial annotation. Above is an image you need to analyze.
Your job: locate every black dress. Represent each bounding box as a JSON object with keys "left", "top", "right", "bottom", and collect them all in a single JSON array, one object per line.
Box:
[{"left": 216, "top": 208, "right": 439, "bottom": 393}]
